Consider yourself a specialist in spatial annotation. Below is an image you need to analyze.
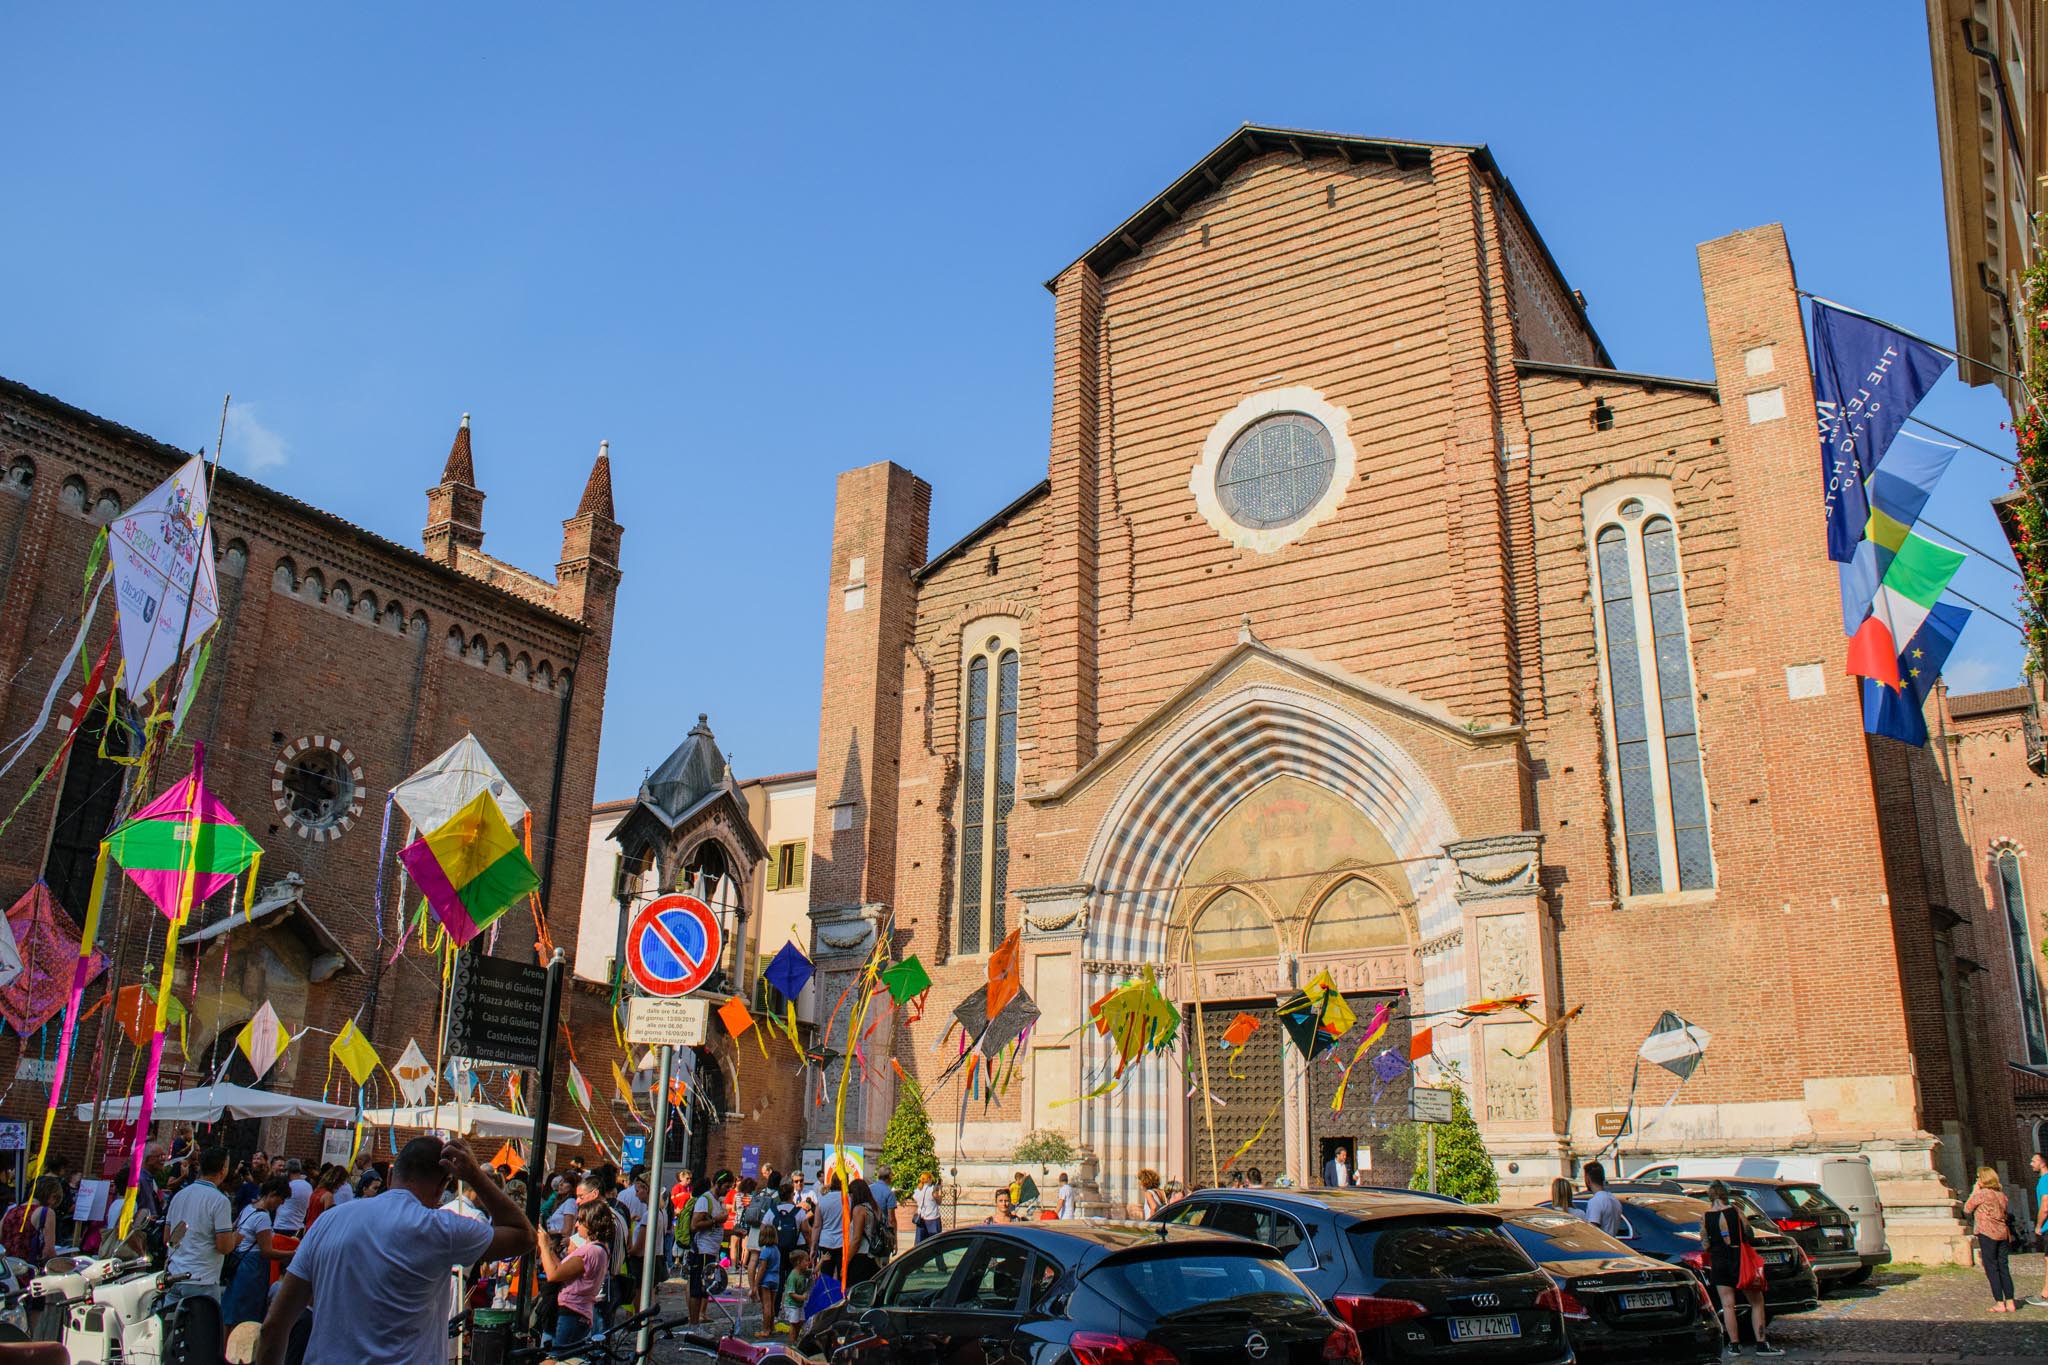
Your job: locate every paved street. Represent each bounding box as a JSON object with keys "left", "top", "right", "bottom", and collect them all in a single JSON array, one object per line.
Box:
[
  {"left": 628, "top": 1259, "right": 2048, "bottom": 1363},
  {"left": 1757, "top": 1258, "right": 2048, "bottom": 1363}
]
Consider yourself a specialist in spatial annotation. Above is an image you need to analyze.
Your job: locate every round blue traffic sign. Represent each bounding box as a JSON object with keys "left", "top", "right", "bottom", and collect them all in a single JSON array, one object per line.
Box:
[{"left": 626, "top": 894, "right": 722, "bottom": 997}]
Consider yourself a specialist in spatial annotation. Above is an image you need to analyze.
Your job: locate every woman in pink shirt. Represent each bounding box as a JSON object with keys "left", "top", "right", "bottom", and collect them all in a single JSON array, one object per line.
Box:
[{"left": 538, "top": 1201, "right": 614, "bottom": 1347}]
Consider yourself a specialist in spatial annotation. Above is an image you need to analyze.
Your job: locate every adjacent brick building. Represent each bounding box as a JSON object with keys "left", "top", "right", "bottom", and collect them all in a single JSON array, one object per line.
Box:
[
  {"left": 806, "top": 126, "right": 2030, "bottom": 1260},
  {"left": 0, "top": 381, "right": 620, "bottom": 1169}
]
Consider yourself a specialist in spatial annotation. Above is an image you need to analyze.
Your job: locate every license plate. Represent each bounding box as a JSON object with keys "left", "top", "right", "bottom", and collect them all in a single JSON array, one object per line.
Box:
[
  {"left": 1826, "top": 1229, "right": 1847, "bottom": 1244},
  {"left": 1449, "top": 1315, "right": 1519, "bottom": 1341},
  {"left": 1764, "top": 1251, "right": 1792, "bottom": 1265},
  {"left": 1619, "top": 1290, "right": 1673, "bottom": 1310}
]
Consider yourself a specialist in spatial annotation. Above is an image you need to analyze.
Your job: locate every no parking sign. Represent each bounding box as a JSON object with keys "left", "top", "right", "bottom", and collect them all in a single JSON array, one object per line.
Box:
[{"left": 625, "top": 894, "right": 722, "bottom": 997}]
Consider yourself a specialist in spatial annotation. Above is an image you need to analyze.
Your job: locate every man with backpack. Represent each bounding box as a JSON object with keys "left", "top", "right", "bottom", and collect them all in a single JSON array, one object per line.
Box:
[{"left": 686, "top": 1171, "right": 734, "bottom": 1326}]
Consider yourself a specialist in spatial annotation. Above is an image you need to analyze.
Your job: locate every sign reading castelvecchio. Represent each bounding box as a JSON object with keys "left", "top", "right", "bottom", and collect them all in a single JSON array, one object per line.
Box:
[{"left": 445, "top": 951, "right": 549, "bottom": 1069}]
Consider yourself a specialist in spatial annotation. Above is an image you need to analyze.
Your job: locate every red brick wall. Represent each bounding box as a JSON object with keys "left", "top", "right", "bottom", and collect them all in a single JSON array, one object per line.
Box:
[{"left": 0, "top": 381, "right": 618, "bottom": 1170}]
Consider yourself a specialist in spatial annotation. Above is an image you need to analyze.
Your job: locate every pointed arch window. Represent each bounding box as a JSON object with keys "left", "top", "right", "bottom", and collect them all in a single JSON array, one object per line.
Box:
[
  {"left": 1588, "top": 486, "right": 1714, "bottom": 897},
  {"left": 957, "top": 625, "right": 1020, "bottom": 955},
  {"left": 1995, "top": 847, "right": 2048, "bottom": 1066},
  {"left": 1183, "top": 890, "right": 1278, "bottom": 962},
  {"left": 1305, "top": 878, "right": 1407, "bottom": 954}
]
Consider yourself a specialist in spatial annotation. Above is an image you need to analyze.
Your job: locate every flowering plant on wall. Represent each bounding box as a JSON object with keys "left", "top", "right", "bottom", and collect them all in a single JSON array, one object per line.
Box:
[{"left": 2010, "top": 253, "right": 2048, "bottom": 664}]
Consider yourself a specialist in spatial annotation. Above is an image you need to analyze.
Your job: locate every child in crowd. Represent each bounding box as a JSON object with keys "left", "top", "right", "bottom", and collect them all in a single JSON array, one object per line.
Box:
[
  {"left": 754, "top": 1222, "right": 784, "bottom": 1334},
  {"left": 777, "top": 1248, "right": 813, "bottom": 1336}
]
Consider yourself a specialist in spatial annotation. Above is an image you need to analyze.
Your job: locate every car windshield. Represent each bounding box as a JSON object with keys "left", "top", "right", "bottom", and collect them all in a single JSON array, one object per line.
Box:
[
  {"left": 1350, "top": 1219, "right": 1536, "bottom": 1280},
  {"left": 1087, "top": 1253, "right": 1319, "bottom": 1322},
  {"left": 1623, "top": 1195, "right": 1707, "bottom": 1226},
  {"left": 1500, "top": 1214, "right": 1631, "bottom": 1259}
]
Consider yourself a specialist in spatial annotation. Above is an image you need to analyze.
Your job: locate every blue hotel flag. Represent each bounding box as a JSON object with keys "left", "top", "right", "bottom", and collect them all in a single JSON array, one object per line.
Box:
[
  {"left": 1860, "top": 601, "right": 1970, "bottom": 745},
  {"left": 1810, "top": 301, "right": 1952, "bottom": 563}
]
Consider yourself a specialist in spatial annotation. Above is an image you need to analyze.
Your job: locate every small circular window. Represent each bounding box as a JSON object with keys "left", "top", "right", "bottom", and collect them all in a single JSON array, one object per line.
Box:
[
  {"left": 272, "top": 737, "right": 365, "bottom": 841},
  {"left": 1215, "top": 413, "right": 1336, "bottom": 530}
]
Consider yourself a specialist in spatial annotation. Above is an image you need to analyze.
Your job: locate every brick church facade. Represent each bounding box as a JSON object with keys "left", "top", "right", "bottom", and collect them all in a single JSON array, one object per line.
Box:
[
  {"left": 0, "top": 381, "right": 620, "bottom": 1166},
  {"left": 807, "top": 126, "right": 2029, "bottom": 1260}
]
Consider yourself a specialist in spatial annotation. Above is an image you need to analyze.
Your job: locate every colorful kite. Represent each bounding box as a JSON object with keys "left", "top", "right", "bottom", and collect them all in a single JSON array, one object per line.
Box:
[
  {"left": 330, "top": 1019, "right": 382, "bottom": 1087},
  {"left": 392, "top": 1039, "right": 435, "bottom": 1105},
  {"left": 566, "top": 1060, "right": 594, "bottom": 1111},
  {"left": 1330, "top": 1000, "right": 1392, "bottom": 1110},
  {"left": 112, "top": 984, "right": 186, "bottom": 1053},
  {"left": 1277, "top": 971, "right": 1354, "bottom": 1061},
  {"left": 1220, "top": 1012, "right": 1260, "bottom": 1050},
  {"left": 1, "top": 883, "right": 99, "bottom": 1037},
  {"left": 986, "top": 928, "right": 1022, "bottom": 1019},
  {"left": 1090, "top": 967, "right": 1180, "bottom": 1074},
  {"left": 103, "top": 762, "right": 263, "bottom": 921},
  {"left": 107, "top": 455, "right": 219, "bottom": 694},
  {"left": 1408, "top": 1027, "right": 1435, "bottom": 1063},
  {"left": 1371, "top": 1049, "right": 1409, "bottom": 1083},
  {"left": 398, "top": 789, "right": 539, "bottom": 947},
  {"left": 763, "top": 941, "right": 815, "bottom": 1001},
  {"left": 719, "top": 996, "right": 756, "bottom": 1038},
  {"left": 237, "top": 1002, "right": 290, "bottom": 1083},
  {"left": 391, "top": 733, "right": 529, "bottom": 835},
  {"left": 878, "top": 956, "right": 932, "bottom": 1008}
]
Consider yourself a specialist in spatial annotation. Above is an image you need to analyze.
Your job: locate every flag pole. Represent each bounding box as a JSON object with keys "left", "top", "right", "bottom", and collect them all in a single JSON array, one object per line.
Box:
[{"left": 1796, "top": 289, "right": 2034, "bottom": 394}]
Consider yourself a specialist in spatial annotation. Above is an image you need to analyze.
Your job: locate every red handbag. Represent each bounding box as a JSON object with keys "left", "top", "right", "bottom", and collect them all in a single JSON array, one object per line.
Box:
[{"left": 1735, "top": 1219, "right": 1767, "bottom": 1292}]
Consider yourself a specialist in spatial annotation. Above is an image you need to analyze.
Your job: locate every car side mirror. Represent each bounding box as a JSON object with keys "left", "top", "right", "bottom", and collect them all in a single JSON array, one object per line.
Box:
[{"left": 846, "top": 1280, "right": 879, "bottom": 1310}]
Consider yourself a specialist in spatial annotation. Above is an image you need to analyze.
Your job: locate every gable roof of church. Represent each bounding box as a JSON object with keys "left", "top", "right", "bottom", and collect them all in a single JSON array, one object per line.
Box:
[{"left": 1049, "top": 123, "right": 1612, "bottom": 368}]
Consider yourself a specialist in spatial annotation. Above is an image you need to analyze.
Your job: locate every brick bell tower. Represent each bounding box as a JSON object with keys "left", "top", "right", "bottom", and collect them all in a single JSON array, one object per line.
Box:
[{"left": 423, "top": 412, "right": 486, "bottom": 567}]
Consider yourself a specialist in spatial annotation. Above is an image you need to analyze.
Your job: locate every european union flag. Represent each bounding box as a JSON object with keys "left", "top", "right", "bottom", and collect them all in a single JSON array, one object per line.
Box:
[
  {"left": 1861, "top": 601, "right": 1970, "bottom": 745},
  {"left": 1810, "top": 301, "right": 1951, "bottom": 563}
]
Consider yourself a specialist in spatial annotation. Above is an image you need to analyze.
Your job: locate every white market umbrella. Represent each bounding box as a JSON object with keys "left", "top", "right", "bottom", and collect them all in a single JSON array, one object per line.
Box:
[
  {"left": 359, "top": 1101, "right": 582, "bottom": 1147},
  {"left": 76, "top": 1082, "right": 353, "bottom": 1124}
]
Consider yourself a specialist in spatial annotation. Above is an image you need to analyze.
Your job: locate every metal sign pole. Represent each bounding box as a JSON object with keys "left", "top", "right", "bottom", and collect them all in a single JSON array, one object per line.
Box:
[
  {"left": 518, "top": 948, "right": 567, "bottom": 1332},
  {"left": 1426, "top": 1125, "right": 1437, "bottom": 1195},
  {"left": 637, "top": 1042, "right": 674, "bottom": 1362}
]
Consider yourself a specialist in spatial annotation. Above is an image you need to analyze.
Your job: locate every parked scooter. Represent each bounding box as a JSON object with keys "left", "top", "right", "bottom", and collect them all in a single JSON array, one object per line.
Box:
[{"left": 17, "top": 1255, "right": 188, "bottom": 1364}]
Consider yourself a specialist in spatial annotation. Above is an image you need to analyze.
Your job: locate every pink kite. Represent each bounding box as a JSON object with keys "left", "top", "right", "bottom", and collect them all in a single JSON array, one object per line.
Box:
[{"left": 0, "top": 883, "right": 102, "bottom": 1037}]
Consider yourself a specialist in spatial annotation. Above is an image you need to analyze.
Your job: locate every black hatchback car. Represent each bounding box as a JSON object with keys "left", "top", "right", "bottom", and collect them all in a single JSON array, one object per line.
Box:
[
  {"left": 1557, "top": 1190, "right": 1819, "bottom": 1332},
  {"left": 1668, "top": 1177, "right": 1863, "bottom": 1288},
  {"left": 798, "top": 1220, "right": 1362, "bottom": 1365},
  {"left": 1152, "top": 1188, "right": 1574, "bottom": 1364},
  {"left": 1489, "top": 1207, "right": 1720, "bottom": 1364}
]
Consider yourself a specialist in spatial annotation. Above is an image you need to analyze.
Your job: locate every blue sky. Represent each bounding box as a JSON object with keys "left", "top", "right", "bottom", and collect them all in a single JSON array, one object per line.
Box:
[{"left": 1, "top": 5, "right": 2021, "bottom": 796}]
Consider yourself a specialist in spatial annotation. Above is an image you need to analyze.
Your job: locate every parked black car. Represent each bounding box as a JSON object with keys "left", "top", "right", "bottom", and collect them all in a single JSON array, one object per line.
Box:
[
  {"left": 798, "top": 1220, "right": 1362, "bottom": 1365},
  {"left": 1555, "top": 1189, "right": 1819, "bottom": 1333},
  {"left": 1668, "top": 1177, "right": 1863, "bottom": 1287},
  {"left": 1152, "top": 1188, "right": 1575, "bottom": 1363},
  {"left": 1489, "top": 1207, "right": 1721, "bottom": 1364}
]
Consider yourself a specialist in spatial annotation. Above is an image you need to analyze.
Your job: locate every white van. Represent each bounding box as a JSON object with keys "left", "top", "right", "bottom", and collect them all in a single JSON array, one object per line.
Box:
[{"left": 1625, "top": 1155, "right": 1888, "bottom": 1275}]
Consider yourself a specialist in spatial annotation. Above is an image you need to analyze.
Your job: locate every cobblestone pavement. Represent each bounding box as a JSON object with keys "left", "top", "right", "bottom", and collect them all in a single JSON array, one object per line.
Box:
[
  {"left": 631, "top": 1260, "right": 2048, "bottom": 1363},
  {"left": 1760, "top": 1257, "right": 2048, "bottom": 1363}
]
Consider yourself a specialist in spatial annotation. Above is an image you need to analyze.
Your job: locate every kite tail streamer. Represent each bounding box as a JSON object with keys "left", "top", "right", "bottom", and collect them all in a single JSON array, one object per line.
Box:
[
  {"left": 118, "top": 751, "right": 207, "bottom": 1240},
  {"left": 1221, "top": 1098, "right": 1282, "bottom": 1174},
  {"left": 368, "top": 795, "right": 394, "bottom": 943},
  {"left": 28, "top": 849, "right": 110, "bottom": 1182}
]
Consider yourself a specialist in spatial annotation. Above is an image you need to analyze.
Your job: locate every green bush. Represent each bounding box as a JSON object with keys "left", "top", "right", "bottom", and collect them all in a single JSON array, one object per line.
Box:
[
  {"left": 1013, "top": 1129, "right": 1078, "bottom": 1170},
  {"left": 878, "top": 1080, "right": 938, "bottom": 1190},
  {"left": 1408, "top": 1087, "right": 1498, "bottom": 1203}
]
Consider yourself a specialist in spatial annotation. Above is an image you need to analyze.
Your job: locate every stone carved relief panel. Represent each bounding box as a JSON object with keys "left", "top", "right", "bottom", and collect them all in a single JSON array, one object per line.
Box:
[
  {"left": 1475, "top": 916, "right": 1534, "bottom": 998},
  {"left": 1483, "top": 1020, "right": 1541, "bottom": 1122}
]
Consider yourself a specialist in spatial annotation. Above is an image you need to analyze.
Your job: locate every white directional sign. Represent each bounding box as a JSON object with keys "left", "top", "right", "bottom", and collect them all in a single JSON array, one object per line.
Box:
[{"left": 626, "top": 995, "right": 710, "bottom": 1048}]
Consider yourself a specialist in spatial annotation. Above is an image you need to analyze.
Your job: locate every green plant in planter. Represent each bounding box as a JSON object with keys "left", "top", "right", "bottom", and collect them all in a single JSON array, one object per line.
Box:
[
  {"left": 879, "top": 1080, "right": 939, "bottom": 1192},
  {"left": 1014, "top": 1129, "right": 1078, "bottom": 1171}
]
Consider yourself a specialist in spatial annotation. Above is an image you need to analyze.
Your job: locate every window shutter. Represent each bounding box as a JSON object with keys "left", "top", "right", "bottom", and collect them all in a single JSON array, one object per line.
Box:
[
  {"left": 766, "top": 845, "right": 783, "bottom": 892},
  {"left": 788, "top": 841, "right": 806, "bottom": 889}
]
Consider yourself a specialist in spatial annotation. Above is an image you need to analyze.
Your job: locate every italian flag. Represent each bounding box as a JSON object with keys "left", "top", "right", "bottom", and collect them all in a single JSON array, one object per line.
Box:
[
  {"left": 1847, "top": 529, "right": 1965, "bottom": 689},
  {"left": 567, "top": 1060, "right": 593, "bottom": 1111}
]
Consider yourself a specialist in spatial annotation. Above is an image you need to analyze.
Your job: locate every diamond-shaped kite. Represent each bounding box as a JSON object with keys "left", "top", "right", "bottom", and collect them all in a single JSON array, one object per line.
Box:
[
  {"left": 1640, "top": 1010, "right": 1711, "bottom": 1081},
  {"left": 391, "top": 733, "right": 529, "bottom": 835},
  {"left": 236, "top": 1002, "right": 289, "bottom": 1082},
  {"left": 1220, "top": 1012, "right": 1259, "bottom": 1050},
  {"left": 392, "top": 1039, "right": 435, "bottom": 1105},
  {"left": 1278, "top": 971, "right": 1355, "bottom": 1061},
  {"left": 107, "top": 455, "right": 219, "bottom": 694},
  {"left": 878, "top": 956, "right": 932, "bottom": 1007},
  {"left": 398, "top": 789, "right": 539, "bottom": 947},
  {"left": 330, "top": 1019, "right": 382, "bottom": 1086},
  {"left": 1089, "top": 966, "right": 1180, "bottom": 1074},
  {"left": 1, "top": 882, "right": 100, "bottom": 1037},
  {"left": 104, "top": 762, "right": 263, "bottom": 922},
  {"left": 986, "top": 929, "right": 1022, "bottom": 1019},
  {"left": 718, "top": 996, "right": 756, "bottom": 1038},
  {"left": 1371, "top": 1049, "right": 1409, "bottom": 1083},
  {"left": 951, "top": 981, "right": 1042, "bottom": 1058},
  {"left": 763, "top": 941, "right": 814, "bottom": 1001}
]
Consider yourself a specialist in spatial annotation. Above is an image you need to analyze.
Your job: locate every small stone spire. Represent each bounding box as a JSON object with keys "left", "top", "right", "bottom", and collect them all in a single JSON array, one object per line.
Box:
[
  {"left": 442, "top": 413, "right": 476, "bottom": 486},
  {"left": 576, "top": 439, "right": 615, "bottom": 521}
]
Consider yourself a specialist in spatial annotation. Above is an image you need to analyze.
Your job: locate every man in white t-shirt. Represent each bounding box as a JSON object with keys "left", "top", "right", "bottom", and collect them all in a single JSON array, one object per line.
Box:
[
  {"left": 1056, "top": 1173, "right": 1076, "bottom": 1220},
  {"left": 272, "top": 1160, "right": 313, "bottom": 1235},
  {"left": 253, "top": 1137, "right": 533, "bottom": 1365},
  {"left": 163, "top": 1146, "right": 237, "bottom": 1305}
]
